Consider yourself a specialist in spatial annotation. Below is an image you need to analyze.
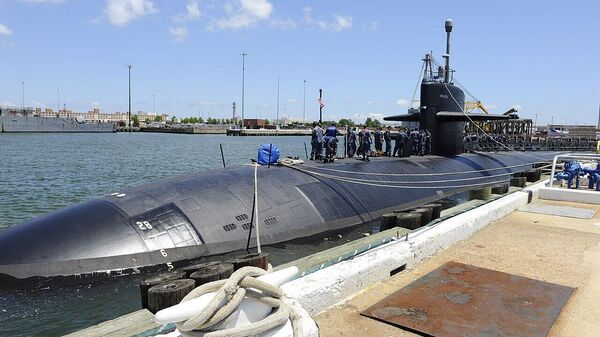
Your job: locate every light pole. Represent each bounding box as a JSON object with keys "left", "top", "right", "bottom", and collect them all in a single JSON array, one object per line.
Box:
[
  {"left": 241, "top": 53, "right": 247, "bottom": 129},
  {"left": 550, "top": 115, "right": 555, "bottom": 126},
  {"left": 276, "top": 76, "right": 280, "bottom": 131},
  {"left": 21, "top": 81, "right": 25, "bottom": 109},
  {"left": 126, "top": 64, "right": 132, "bottom": 129},
  {"left": 153, "top": 93, "right": 156, "bottom": 115},
  {"left": 57, "top": 87, "right": 60, "bottom": 112},
  {"left": 303, "top": 80, "right": 306, "bottom": 123}
]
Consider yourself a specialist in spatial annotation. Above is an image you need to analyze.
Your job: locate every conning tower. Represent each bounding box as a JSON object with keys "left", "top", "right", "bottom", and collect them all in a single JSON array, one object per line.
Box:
[{"left": 385, "top": 19, "right": 507, "bottom": 156}]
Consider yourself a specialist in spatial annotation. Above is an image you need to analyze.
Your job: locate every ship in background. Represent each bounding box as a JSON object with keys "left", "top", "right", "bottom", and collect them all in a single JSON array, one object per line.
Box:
[{"left": 0, "top": 106, "right": 115, "bottom": 133}]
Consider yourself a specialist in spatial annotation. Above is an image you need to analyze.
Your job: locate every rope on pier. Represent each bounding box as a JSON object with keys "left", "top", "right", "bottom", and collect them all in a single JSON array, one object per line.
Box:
[{"left": 176, "top": 266, "right": 302, "bottom": 337}]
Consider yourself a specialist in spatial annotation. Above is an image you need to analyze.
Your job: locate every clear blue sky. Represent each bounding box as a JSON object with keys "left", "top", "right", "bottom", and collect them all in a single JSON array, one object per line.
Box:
[{"left": 0, "top": 0, "right": 598, "bottom": 124}]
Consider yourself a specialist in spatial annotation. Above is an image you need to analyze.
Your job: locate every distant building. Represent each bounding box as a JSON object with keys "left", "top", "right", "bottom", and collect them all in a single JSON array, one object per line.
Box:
[
  {"left": 0, "top": 105, "right": 168, "bottom": 123},
  {"left": 244, "top": 119, "right": 267, "bottom": 129},
  {"left": 546, "top": 124, "right": 597, "bottom": 138}
]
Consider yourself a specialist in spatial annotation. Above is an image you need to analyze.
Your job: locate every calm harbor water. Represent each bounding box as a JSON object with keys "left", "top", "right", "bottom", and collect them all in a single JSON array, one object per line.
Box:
[{"left": 0, "top": 132, "right": 459, "bottom": 337}]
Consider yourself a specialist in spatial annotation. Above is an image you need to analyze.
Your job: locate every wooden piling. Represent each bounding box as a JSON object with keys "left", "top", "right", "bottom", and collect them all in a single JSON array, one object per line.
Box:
[
  {"left": 147, "top": 279, "right": 195, "bottom": 314},
  {"left": 469, "top": 187, "right": 492, "bottom": 200}
]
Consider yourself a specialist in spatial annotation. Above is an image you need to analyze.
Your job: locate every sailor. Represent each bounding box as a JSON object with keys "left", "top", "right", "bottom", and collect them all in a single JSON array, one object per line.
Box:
[
  {"left": 361, "top": 126, "right": 372, "bottom": 161},
  {"left": 310, "top": 122, "right": 318, "bottom": 160},
  {"left": 315, "top": 123, "right": 324, "bottom": 160},
  {"left": 374, "top": 127, "right": 383, "bottom": 153},
  {"left": 384, "top": 126, "right": 392, "bottom": 157},
  {"left": 347, "top": 126, "right": 357, "bottom": 157},
  {"left": 393, "top": 128, "right": 405, "bottom": 157},
  {"left": 410, "top": 129, "right": 420, "bottom": 155},
  {"left": 323, "top": 123, "right": 339, "bottom": 162},
  {"left": 425, "top": 130, "right": 432, "bottom": 155},
  {"left": 357, "top": 127, "right": 364, "bottom": 157},
  {"left": 420, "top": 130, "right": 427, "bottom": 156},
  {"left": 324, "top": 136, "right": 339, "bottom": 162}
]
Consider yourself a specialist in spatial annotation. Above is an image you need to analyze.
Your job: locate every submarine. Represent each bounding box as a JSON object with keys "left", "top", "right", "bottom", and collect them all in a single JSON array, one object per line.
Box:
[{"left": 0, "top": 19, "right": 557, "bottom": 284}]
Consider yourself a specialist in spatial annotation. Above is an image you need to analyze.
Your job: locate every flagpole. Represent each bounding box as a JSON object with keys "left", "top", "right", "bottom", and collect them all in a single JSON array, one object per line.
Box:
[{"left": 319, "top": 89, "right": 323, "bottom": 124}]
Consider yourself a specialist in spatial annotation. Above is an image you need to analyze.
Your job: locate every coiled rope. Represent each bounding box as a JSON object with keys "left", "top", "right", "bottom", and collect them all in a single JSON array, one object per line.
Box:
[{"left": 176, "top": 267, "right": 301, "bottom": 337}]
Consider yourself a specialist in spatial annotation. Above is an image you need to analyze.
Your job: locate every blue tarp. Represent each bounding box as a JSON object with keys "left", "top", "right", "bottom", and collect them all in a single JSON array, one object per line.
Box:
[{"left": 257, "top": 144, "right": 280, "bottom": 165}]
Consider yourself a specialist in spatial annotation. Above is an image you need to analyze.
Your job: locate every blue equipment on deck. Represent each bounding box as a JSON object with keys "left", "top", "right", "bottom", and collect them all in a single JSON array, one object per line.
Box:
[
  {"left": 257, "top": 144, "right": 280, "bottom": 165},
  {"left": 555, "top": 160, "right": 583, "bottom": 189},
  {"left": 582, "top": 162, "right": 600, "bottom": 191}
]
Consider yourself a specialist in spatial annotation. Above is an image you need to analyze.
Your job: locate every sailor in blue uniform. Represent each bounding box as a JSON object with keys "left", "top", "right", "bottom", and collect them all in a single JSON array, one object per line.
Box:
[
  {"left": 323, "top": 123, "right": 339, "bottom": 162},
  {"left": 393, "top": 128, "right": 406, "bottom": 157},
  {"left": 310, "top": 122, "right": 318, "bottom": 160},
  {"left": 374, "top": 128, "right": 383, "bottom": 153},
  {"left": 384, "top": 126, "right": 392, "bottom": 157},
  {"left": 410, "top": 129, "right": 420, "bottom": 155},
  {"left": 347, "top": 126, "right": 356, "bottom": 157},
  {"left": 314, "top": 123, "right": 324, "bottom": 160},
  {"left": 361, "top": 126, "right": 372, "bottom": 161}
]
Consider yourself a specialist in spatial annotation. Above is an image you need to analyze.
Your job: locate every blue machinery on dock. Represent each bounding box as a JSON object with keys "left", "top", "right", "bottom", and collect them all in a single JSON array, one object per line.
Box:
[{"left": 550, "top": 154, "right": 600, "bottom": 191}]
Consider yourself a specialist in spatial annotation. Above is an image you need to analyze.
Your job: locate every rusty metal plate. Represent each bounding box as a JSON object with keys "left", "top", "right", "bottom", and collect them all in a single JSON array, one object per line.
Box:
[{"left": 361, "top": 261, "right": 574, "bottom": 337}]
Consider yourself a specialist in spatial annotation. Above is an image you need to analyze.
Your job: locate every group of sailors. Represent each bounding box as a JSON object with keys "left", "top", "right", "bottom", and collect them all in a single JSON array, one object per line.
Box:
[{"left": 310, "top": 122, "right": 433, "bottom": 162}]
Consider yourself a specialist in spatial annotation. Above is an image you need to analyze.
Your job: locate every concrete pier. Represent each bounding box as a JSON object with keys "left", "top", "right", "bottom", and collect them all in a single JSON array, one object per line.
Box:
[{"left": 315, "top": 197, "right": 600, "bottom": 337}]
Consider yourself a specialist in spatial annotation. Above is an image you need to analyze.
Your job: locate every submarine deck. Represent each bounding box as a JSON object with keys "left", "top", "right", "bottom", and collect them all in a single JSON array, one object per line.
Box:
[{"left": 315, "top": 198, "right": 600, "bottom": 337}]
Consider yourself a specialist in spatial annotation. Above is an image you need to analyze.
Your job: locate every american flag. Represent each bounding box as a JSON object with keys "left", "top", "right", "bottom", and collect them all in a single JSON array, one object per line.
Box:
[{"left": 317, "top": 97, "right": 324, "bottom": 108}]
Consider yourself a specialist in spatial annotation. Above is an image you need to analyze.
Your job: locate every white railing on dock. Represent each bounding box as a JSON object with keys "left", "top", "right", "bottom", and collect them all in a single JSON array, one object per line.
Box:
[{"left": 548, "top": 153, "right": 600, "bottom": 187}]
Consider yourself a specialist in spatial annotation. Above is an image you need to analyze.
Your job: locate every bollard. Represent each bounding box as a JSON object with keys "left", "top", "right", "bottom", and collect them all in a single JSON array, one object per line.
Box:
[
  {"left": 147, "top": 279, "right": 195, "bottom": 314},
  {"left": 510, "top": 177, "right": 527, "bottom": 188},
  {"left": 227, "top": 252, "right": 269, "bottom": 271},
  {"left": 396, "top": 213, "right": 421, "bottom": 230},
  {"left": 491, "top": 184, "right": 509, "bottom": 194},
  {"left": 189, "top": 263, "right": 234, "bottom": 287},
  {"left": 411, "top": 207, "right": 433, "bottom": 225},
  {"left": 139, "top": 271, "right": 186, "bottom": 310},
  {"left": 422, "top": 203, "right": 442, "bottom": 220},
  {"left": 525, "top": 169, "right": 541, "bottom": 182},
  {"left": 469, "top": 187, "right": 492, "bottom": 200},
  {"left": 380, "top": 213, "right": 398, "bottom": 231}
]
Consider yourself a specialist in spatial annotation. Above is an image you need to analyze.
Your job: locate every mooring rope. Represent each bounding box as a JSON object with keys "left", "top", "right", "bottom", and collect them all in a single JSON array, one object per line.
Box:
[{"left": 176, "top": 267, "right": 301, "bottom": 337}]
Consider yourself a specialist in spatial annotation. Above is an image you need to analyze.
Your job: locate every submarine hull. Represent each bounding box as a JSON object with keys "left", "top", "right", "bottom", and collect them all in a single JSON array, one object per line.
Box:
[{"left": 0, "top": 152, "right": 557, "bottom": 284}]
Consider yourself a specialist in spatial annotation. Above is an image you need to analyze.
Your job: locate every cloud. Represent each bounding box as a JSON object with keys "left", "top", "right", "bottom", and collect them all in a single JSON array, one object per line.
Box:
[
  {"left": 172, "top": 1, "right": 201, "bottom": 22},
  {"left": 395, "top": 99, "right": 410, "bottom": 107},
  {"left": 287, "top": 98, "right": 300, "bottom": 103},
  {"left": 209, "top": 0, "right": 273, "bottom": 31},
  {"left": 271, "top": 17, "right": 296, "bottom": 30},
  {"left": 0, "top": 23, "right": 13, "bottom": 36},
  {"left": 363, "top": 20, "right": 378, "bottom": 31},
  {"left": 201, "top": 101, "right": 219, "bottom": 106},
  {"left": 366, "top": 100, "right": 375, "bottom": 105},
  {"left": 105, "top": 0, "right": 157, "bottom": 27},
  {"left": 169, "top": 27, "right": 187, "bottom": 42},
  {"left": 303, "top": 7, "right": 352, "bottom": 31},
  {"left": 369, "top": 112, "right": 384, "bottom": 119}
]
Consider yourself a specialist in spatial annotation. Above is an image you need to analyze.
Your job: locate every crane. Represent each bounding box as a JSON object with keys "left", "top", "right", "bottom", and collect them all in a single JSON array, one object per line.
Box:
[{"left": 464, "top": 100, "right": 489, "bottom": 114}]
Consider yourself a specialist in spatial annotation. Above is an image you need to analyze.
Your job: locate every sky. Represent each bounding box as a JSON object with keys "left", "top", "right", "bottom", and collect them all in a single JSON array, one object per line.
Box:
[{"left": 0, "top": 0, "right": 599, "bottom": 125}]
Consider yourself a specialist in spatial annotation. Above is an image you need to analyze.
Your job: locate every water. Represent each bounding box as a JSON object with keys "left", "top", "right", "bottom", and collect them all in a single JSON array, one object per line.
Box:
[{"left": 0, "top": 133, "right": 384, "bottom": 337}]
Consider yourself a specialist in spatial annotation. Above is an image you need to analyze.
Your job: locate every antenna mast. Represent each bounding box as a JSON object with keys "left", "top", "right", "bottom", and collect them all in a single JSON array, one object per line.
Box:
[{"left": 443, "top": 19, "right": 453, "bottom": 83}]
